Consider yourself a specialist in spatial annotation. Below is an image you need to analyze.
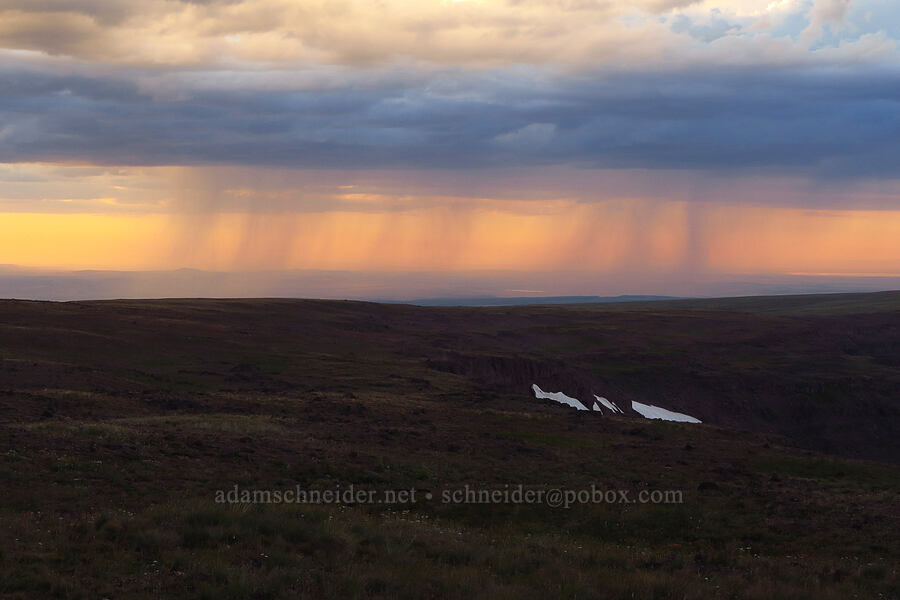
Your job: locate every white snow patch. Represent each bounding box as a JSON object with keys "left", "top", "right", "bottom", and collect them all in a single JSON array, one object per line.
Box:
[
  {"left": 594, "top": 395, "right": 623, "bottom": 414},
  {"left": 532, "top": 384, "right": 588, "bottom": 411},
  {"left": 592, "top": 401, "right": 602, "bottom": 412},
  {"left": 631, "top": 401, "right": 701, "bottom": 423}
]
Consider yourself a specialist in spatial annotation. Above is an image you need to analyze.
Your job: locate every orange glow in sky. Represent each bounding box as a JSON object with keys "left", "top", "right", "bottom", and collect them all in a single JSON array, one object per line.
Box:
[{"left": 3, "top": 202, "right": 900, "bottom": 276}]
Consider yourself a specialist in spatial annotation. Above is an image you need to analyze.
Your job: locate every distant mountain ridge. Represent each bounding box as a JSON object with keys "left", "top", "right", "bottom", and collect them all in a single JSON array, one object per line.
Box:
[{"left": 396, "top": 295, "right": 680, "bottom": 306}]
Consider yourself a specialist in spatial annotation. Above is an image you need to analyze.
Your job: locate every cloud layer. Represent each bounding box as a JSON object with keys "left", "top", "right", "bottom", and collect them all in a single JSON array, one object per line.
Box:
[{"left": 0, "top": 0, "right": 899, "bottom": 177}]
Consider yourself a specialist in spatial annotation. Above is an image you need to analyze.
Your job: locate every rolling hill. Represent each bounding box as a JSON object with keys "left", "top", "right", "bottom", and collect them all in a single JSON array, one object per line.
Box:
[{"left": 1, "top": 292, "right": 898, "bottom": 599}]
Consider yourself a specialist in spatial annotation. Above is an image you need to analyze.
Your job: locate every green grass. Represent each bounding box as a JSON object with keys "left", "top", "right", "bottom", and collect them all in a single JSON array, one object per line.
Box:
[
  {"left": 750, "top": 455, "right": 900, "bottom": 489},
  {"left": 2, "top": 500, "right": 896, "bottom": 600},
  {"left": 500, "top": 430, "right": 595, "bottom": 451}
]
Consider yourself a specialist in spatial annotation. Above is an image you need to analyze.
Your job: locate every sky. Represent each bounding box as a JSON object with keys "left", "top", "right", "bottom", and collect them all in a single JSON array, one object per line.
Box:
[{"left": 1, "top": 0, "right": 900, "bottom": 299}]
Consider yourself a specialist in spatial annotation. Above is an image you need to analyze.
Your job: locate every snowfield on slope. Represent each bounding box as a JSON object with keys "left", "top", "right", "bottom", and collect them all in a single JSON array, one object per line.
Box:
[
  {"left": 631, "top": 401, "right": 701, "bottom": 423},
  {"left": 594, "top": 395, "right": 623, "bottom": 414},
  {"left": 531, "top": 385, "right": 698, "bottom": 423},
  {"left": 532, "top": 384, "right": 588, "bottom": 411}
]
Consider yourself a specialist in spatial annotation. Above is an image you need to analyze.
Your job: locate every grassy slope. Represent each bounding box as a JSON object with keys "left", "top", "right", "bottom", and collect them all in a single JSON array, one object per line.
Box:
[
  {"left": 0, "top": 294, "right": 898, "bottom": 599},
  {"left": 604, "top": 290, "right": 900, "bottom": 315}
]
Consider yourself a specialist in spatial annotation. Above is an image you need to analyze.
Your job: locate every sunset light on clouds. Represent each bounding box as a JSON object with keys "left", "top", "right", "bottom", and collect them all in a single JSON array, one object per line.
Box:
[{"left": 1, "top": 0, "right": 899, "bottom": 299}]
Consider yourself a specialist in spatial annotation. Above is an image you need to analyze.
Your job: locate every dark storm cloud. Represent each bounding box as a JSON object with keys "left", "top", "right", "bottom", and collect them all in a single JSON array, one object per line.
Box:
[
  {"left": 0, "top": 0, "right": 239, "bottom": 22},
  {"left": 1, "top": 64, "right": 899, "bottom": 177},
  {"left": 0, "top": 0, "right": 132, "bottom": 23}
]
